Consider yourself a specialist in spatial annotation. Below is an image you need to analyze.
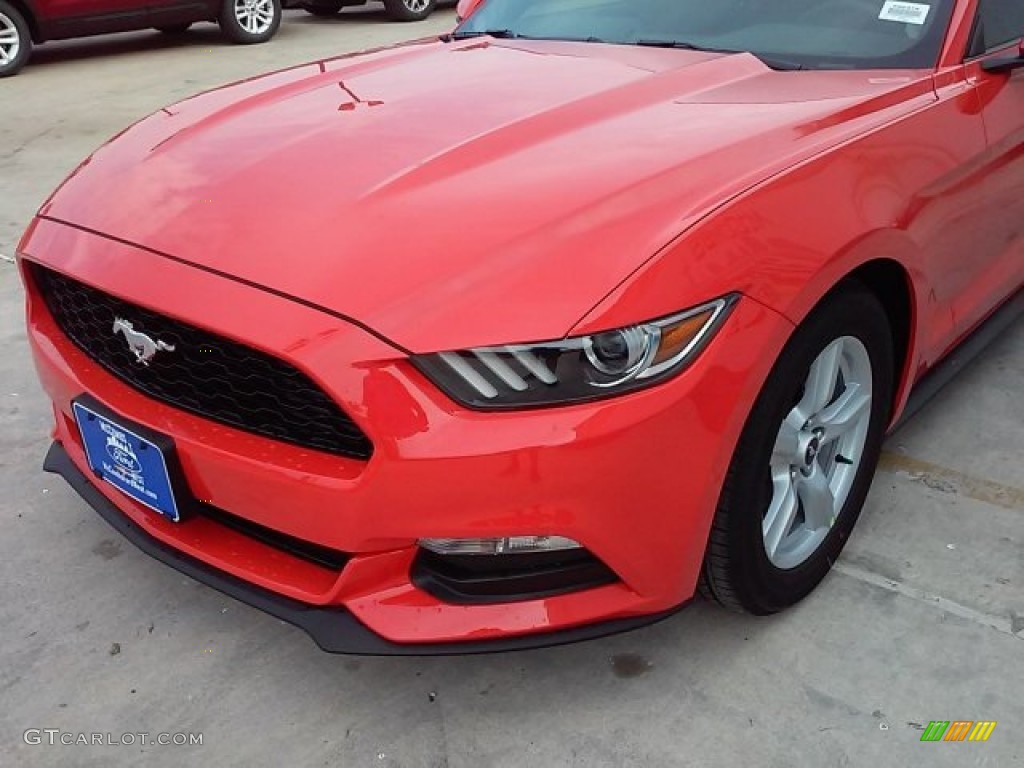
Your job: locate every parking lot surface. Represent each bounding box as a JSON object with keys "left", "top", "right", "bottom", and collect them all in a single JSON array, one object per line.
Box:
[{"left": 1, "top": 9, "right": 1022, "bottom": 767}]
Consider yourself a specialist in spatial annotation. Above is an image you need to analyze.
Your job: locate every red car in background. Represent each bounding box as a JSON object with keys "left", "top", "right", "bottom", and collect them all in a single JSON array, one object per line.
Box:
[
  {"left": 0, "top": 0, "right": 282, "bottom": 77},
  {"left": 16, "top": 0, "right": 1024, "bottom": 653},
  {"left": 0, "top": 0, "right": 450, "bottom": 77}
]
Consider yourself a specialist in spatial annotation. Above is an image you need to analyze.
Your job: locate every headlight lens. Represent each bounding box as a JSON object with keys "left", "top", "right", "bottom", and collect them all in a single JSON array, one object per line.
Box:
[{"left": 413, "top": 295, "right": 737, "bottom": 409}]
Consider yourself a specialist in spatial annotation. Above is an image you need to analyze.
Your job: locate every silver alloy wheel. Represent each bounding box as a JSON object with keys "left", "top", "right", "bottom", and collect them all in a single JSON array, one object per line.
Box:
[
  {"left": 233, "top": 0, "right": 275, "bottom": 35},
  {"left": 763, "top": 336, "right": 873, "bottom": 569},
  {"left": 0, "top": 11, "right": 20, "bottom": 67},
  {"left": 403, "top": 0, "right": 430, "bottom": 11}
]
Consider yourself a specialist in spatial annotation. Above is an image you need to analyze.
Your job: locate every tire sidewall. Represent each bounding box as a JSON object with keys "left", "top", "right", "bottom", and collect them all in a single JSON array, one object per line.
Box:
[
  {"left": 0, "top": 0, "right": 31, "bottom": 78},
  {"left": 220, "top": 0, "right": 282, "bottom": 43},
  {"left": 724, "top": 285, "right": 894, "bottom": 613},
  {"left": 383, "top": 0, "right": 436, "bottom": 21}
]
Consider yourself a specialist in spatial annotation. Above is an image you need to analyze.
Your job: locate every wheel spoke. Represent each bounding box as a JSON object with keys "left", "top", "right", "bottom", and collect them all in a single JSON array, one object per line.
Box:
[
  {"left": 234, "top": 0, "right": 273, "bottom": 32},
  {"left": 817, "top": 383, "right": 871, "bottom": 443},
  {"left": 772, "top": 418, "right": 801, "bottom": 471},
  {"left": 797, "top": 466, "right": 836, "bottom": 532},
  {"left": 763, "top": 474, "right": 799, "bottom": 560},
  {"left": 794, "top": 338, "right": 843, "bottom": 423},
  {"left": 762, "top": 334, "right": 873, "bottom": 569}
]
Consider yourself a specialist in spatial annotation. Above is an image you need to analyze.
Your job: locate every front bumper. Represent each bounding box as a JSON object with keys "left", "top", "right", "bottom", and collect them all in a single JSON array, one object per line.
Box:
[
  {"left": 45, "top": 440, "right": 682, "bottom": 654},
  {"left": 20, "top": 217, "right": 793, "bottom": 650}
]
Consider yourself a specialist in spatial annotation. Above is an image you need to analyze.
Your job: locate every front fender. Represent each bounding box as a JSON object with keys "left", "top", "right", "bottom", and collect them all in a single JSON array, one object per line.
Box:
[{"left": 571, "top": 84, "right": 980, "bottom": 421}]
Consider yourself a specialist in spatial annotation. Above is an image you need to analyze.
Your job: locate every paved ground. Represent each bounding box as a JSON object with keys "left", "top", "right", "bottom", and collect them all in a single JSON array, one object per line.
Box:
[{"left": 1, "top": 8, "right": 1022, "bottom": 767}]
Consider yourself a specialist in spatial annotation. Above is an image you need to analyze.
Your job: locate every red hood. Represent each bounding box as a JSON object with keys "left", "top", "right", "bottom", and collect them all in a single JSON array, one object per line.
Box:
[{"left": 40, "top": 38, "right": 934, "bottom": 352}]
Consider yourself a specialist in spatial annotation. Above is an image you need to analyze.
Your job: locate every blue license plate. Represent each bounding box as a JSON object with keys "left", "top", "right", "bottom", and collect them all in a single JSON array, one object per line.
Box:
[{"left": 73, "top": 401, "right": 181, "bottom": 522}]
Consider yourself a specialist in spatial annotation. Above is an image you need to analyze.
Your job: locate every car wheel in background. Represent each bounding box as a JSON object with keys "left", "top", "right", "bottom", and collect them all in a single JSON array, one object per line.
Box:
[
  {"left": 700, "top": 283, "right": 895, "bottom": 614},
  {"left": 156, "top": 23, "right": 193, "bottom": 34},
  {"left": 303, "top": 0, "right": 343, "bottom": 16},
  {"left": 0, "top": 0, "right": 31, "bottom": 78},
  {"left": 219, "top": 0, "right": 282, "bottom": 43},
  {"left": 383, "top": 0, "right": 436, "bottom": 21}
]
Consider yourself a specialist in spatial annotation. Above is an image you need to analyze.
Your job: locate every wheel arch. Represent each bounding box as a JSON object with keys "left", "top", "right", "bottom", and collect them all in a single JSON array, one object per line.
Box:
[
  {"left": 2, "top": 0, "right": 41, "bottom": 42},
  {"left": 838, "top": 259, "right": 917, "bottom": 426},
  {"left": 773, "top": 254, "right": 920, "bottom": 429}
]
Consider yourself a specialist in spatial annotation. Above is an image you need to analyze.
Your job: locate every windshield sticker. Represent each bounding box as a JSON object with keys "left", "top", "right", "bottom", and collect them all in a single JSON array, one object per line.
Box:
[{"left": 878, "top": 1, "right": 931, "bottom": 25}]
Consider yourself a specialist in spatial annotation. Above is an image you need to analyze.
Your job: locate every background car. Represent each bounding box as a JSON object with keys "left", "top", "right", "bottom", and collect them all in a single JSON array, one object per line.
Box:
[
  {"left": 0, "top": 0, "right": 282, "bottom": 77},
  {"left": 299, "top": 0, "right": 450, "bottom": 22}
]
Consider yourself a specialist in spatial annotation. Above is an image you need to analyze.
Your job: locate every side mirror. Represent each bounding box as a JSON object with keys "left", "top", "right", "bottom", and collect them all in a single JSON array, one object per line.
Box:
[
  {"left": 456, "top": 0, "right": 484, "bottom": 22},
  {"left": 981, "top": 40, "right": 1024, "bottom": 74}
]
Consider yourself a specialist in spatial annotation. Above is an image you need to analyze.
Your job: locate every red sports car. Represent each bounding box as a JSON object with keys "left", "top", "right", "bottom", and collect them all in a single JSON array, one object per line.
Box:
[{"left": 17, "top": 0, "right": 1024, "bottom": 653}]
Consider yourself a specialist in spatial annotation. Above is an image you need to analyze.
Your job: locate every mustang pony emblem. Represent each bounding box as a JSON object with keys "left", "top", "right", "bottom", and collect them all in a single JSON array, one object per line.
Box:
[{"left": 112, "top": 317, "right": 175, "bottom": 366}]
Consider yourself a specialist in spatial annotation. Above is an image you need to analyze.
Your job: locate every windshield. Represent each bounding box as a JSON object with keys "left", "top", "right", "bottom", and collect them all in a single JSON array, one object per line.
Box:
[{"left": 454, "top": 0, "right": 957, "bottom": 70}]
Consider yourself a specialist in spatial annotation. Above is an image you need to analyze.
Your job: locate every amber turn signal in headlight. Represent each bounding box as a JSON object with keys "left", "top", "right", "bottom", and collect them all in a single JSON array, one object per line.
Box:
[{"left": 413, "top": 295, "right": 737, "bottom": 409}]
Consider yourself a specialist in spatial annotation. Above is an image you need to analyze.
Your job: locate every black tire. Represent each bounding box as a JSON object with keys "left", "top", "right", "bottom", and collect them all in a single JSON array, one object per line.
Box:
[
  {"left": 302, "top": 0, "right": 343, "bottom": 15},
  {"left": 218, "top": 0, "right": 282, "bottom": 43},
  {"left": 700, "top": 283, "right": 894, "bottom": 614},
  {"left": 0, "top": 0, "right": 31, "bottom": 78},
  {"left": 156, "top": 23, "right": 193, "bottom": 34},
  {"left": 383, "top": 0, "right": 436, "bottom": 21}
]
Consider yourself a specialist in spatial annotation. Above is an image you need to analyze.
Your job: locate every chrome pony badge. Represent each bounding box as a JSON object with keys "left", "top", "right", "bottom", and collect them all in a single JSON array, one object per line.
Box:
[{"left": 112, "top": 317, "right": 175, "bottom": 366}]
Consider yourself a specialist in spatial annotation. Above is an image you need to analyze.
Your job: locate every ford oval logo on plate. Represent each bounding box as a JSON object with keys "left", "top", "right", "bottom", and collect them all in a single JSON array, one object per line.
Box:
[{"left": 105, "top": 429, "right": 144, "bottom": 475}]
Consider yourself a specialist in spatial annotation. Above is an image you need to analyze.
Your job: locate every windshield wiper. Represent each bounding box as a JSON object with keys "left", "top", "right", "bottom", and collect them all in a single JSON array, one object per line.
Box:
[
  {"left": 450, "top": 33, "right": 805, "bottom": 69},
  {"left": 633, "top": 39, "right": 804, "bottom": 71},
  {"left": 633, "top": 39, "right": 704, "bottom": 51},
  {"left": 451, "top": 30, "right": 610, "bottom": 44},
  {"left": 451, "top": 29, "right": 522, "bottom": 41}
]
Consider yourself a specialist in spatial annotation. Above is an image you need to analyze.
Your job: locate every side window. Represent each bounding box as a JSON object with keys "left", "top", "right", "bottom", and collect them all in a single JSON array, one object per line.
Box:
[{"left": 971, "top": 0, "right": 1024, "bottom": 56}]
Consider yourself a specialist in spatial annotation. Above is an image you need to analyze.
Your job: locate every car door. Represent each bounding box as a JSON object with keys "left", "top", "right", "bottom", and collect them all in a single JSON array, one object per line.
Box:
[
  {"left": 147, "top": 0, "right": 211, "bottom": 33},
  {"left": 956, "top": 0, "right": 1024, "bottom": 336},
  {"left": 39, "top": 0, "right": 151, "bottom": 39}
]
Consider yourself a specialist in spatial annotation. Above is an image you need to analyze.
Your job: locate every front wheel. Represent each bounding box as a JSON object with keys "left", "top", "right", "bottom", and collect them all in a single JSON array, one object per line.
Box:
[
  {"left": 700, "top": 284, "right": 895, "bottom": 614},
  {"left": 382, "top": 0, "right": 436, "bottom": 21},
  {"left": 0, "top": 0, "right": 31, "bottom": 78},
  {"left": 219, "top": 0, "right": 282, "bottom": 43}
]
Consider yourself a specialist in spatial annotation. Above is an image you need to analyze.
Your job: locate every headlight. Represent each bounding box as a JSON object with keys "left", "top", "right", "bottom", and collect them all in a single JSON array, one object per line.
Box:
[{"left": 412, "top": 295, "right": 737, "bottom": 409}]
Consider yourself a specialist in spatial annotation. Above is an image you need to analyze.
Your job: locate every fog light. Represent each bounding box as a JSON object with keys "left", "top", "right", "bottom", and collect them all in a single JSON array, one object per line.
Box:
[{"left": 419, "top": 536, "right": 582, "bottom": 556}]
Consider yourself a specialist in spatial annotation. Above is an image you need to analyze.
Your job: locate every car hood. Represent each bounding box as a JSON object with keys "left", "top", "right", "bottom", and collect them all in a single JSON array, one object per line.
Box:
[{"left": 40, "top": 38, "right": 934, "bottom": 352}]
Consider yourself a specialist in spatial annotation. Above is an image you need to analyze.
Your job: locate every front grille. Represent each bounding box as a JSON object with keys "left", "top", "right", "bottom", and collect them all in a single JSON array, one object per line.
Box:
[{"left": 32, "top": 264, "right": 373, "bottom": 460}]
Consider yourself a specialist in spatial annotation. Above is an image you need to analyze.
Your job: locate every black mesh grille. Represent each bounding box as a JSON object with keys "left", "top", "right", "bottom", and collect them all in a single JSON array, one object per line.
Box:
[{"left": 32, "top": 264, "right": 373, "bottom": 460}]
